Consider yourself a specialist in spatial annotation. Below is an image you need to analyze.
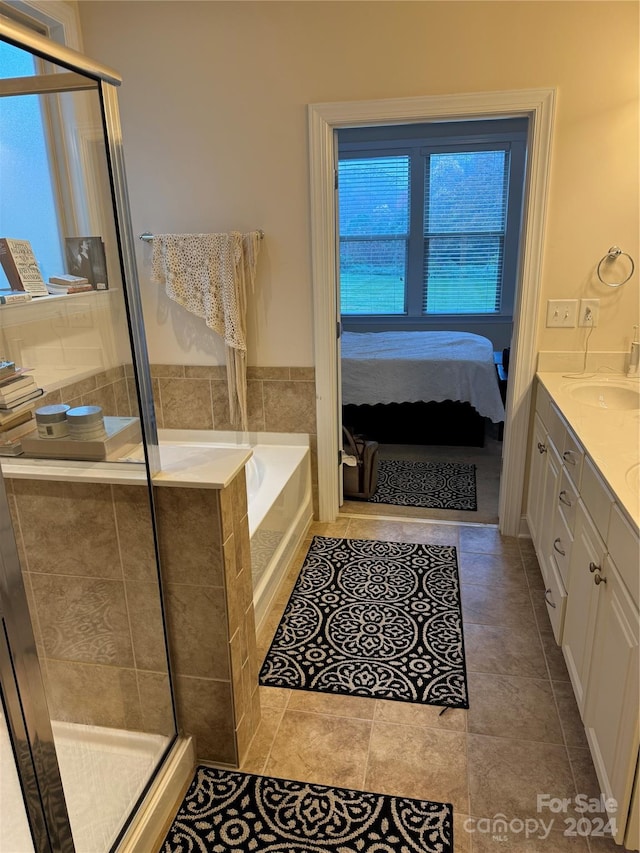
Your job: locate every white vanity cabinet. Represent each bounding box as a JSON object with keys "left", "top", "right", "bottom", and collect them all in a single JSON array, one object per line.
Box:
[
  {"left": 584, "top": 550, "right": 639, "bottom": 843},
  {"left": 526, "top": 383, "right": 573, "bottom": 641},
  {"left": 526, "top": 411, "right": 549, "bottom": 548},
  {"left": 563, "top": 499, "right": 606, "bottom": 712},
  {"left": 526, "top": 376, "right": 640, "bottom": 850}
]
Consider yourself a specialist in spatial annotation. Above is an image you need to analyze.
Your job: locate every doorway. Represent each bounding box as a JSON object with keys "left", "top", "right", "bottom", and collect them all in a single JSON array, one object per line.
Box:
[
  {"left": 308, "top": 88, "right": 556, "bottom": 537},
  {"left": 335, "top": 118, "right": 527, "bottom": 524}
]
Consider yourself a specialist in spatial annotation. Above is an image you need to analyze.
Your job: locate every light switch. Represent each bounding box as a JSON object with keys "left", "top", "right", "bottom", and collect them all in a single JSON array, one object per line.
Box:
[{"left": 546, "top": 299, "right": 578, "bottom": 328}]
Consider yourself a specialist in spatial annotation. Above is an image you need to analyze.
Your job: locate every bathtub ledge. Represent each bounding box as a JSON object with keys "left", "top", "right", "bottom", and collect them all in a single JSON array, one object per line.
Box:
[
  {"left": 152, "top": 442, "right": 252, "bottom": 489},
  {"left": 0, "top": 441, "right": 252, "bottom": 489}
]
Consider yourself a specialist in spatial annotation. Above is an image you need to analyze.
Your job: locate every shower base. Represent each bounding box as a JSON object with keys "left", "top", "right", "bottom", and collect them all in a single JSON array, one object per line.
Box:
[{"left": 1, "top": 713, "right": 169, "bottom": 853}]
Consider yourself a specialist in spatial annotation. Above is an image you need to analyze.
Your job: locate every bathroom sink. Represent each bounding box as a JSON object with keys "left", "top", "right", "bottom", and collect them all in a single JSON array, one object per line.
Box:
[{"left": 569, "top": 381, "right": 640, "bottom": 410}]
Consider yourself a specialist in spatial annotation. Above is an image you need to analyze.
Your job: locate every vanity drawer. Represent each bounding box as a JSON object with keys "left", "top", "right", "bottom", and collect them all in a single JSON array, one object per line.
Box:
[
  {"left": 544, "top": 553, "right": 568, "bottom": 644},
  {"left": 551, "top": 509, "right": 573, "bottom": 587},
  {"left": 581, "top": 457, "right": 614, "bottom": 543},
  {"left": 561, "top": 427, "right": 584, "bottom": 488},
  {"left": 558, "top": 468, "right": 579, "bottom": 532}
]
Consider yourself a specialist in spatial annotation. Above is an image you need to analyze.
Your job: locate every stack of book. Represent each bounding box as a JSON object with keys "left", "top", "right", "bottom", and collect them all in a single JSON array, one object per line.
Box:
[
  {"left": 0, "top": 362, "right": 43, "bottom": 455},
  {"left": 47, "top": 275, "right": 93, "bottom": 295}
]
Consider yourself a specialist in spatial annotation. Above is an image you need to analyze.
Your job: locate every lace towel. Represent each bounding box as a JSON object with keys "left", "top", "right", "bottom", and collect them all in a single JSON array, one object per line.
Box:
[{"left": 151, "top": 231, "right": 261, "bottom": 429}]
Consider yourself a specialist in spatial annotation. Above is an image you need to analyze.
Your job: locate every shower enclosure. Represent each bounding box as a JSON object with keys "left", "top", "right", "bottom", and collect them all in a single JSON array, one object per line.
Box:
[{"left": 0, "top": 16, "right": 177, "bottom": 853}]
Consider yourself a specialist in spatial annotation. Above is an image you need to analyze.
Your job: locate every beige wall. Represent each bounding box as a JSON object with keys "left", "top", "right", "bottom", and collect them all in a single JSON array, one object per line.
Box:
[{"left": 76, "top": 1, "right": 639, "bottom": 368}]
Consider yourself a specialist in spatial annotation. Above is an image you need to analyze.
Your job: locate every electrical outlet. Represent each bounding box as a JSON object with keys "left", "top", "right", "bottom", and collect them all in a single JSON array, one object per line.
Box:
[
  {"left": 546, "top": 299, "right": 578, "bottom": 328},
  {"left": 579, "top": 298, "right": 600, "bottom": 327}
]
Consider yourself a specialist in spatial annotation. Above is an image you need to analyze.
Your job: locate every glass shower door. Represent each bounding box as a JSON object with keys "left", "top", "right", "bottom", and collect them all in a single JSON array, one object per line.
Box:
[
  {"left": 0, "top": 468, "right": 73, "bottom": 853},
  {"left": 0, "top": 703, "right": 34, "bottom": 853},
  {"left": 0, "top": 17, "right": 175, "bottom": 852}
]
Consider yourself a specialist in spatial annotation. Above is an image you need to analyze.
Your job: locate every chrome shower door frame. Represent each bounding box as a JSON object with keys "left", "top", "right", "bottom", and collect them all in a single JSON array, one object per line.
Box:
[{"left": 0, "top": 472, "right": 75, "bottom": 853}]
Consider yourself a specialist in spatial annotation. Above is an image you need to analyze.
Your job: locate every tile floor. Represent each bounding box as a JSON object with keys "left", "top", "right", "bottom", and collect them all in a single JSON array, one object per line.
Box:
[{"left": 237, "top": 515, "right": 620, "bottom": 853}]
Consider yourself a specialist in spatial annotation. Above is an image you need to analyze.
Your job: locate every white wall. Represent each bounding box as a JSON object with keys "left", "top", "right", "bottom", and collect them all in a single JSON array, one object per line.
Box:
[{"left": 76, "top": 1, "right": 639, "bottom": 368}]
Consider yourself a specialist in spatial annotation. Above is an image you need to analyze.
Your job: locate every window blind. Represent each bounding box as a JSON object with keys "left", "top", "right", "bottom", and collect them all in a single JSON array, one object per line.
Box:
[
  {"left": 338, "top": 156, "right": 409, "bottom": 315},
  {"left": 423, "top": 150, "right": 509, "bottom": 314}
]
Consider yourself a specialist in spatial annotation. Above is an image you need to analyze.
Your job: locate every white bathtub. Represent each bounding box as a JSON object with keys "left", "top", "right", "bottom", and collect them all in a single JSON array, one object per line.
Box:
[{"left": 245, "top": 441, "right": 312, "bottom": 627}]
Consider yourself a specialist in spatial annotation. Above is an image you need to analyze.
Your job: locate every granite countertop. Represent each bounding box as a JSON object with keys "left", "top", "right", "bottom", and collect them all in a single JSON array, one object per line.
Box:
[{"left": 536, "top": 372, "right": 639, "bottom": 531}]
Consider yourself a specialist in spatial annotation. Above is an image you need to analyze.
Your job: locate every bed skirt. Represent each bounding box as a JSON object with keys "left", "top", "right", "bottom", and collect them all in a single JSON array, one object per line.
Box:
[{"left": 342, "top": 401, "right": 486, "bottom": 447}]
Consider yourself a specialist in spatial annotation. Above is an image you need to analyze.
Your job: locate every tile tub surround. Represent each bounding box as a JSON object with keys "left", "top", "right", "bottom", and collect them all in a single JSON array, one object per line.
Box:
[
  {"left": 153, "top": 468, "right": 261, "bottom": 766},
  {"left": 37, "top": 364, "right": 136, "bottom": 419},
  {"left": 149, "top": 365, "right": 316, "bottom": 433},
  {"left": 5, "top": 477, "right": 174, "bottom": 736},
  {"left": 149, "top": 364, "right": 319, "bottom": 511}
]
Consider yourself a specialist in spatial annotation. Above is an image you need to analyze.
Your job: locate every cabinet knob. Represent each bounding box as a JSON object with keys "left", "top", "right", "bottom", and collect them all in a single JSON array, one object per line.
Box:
[
  {"left": 594, "top": 573, "right": 607, "bottom": 586},
  {"left": 589, "top": 561, "right": 599, "bottom": 573},
  {"left": 544, "top": 588, "right": 557, "bottom": 608},
  {"left": 559, "top": 490, "right": 572, "bottom": 507},
  {"left": 563, "top": 451, "right": 577, "bottom": 465},
  {"left": 553, "top": 538, "right": 566, "bottom": 557},
  {"left": 537, "top": 442, "right": 547, "bottom": 454}
]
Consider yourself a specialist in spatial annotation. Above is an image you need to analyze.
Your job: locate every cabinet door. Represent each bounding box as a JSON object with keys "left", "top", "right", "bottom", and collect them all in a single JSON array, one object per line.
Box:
[
  {"left": 584, "top": 554, "right": 639, "bottom": 845},
  {"left": 527, "top": 412, "right": 548, "bottom": 549},
  {"left": 562, "top": 500, "right": 606, "bottom": 713},
  {"left": 539, "top": 438, "right": 562, "bottom": 587}
]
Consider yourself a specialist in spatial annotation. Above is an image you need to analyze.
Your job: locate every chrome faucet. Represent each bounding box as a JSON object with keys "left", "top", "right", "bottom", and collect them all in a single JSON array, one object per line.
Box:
[{"left": 628, "top": 325, "right": 640, "bottom": 377}]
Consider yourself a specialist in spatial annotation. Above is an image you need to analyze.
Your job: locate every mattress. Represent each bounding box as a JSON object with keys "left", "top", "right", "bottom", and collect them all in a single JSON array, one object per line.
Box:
[{"left": 341, "top": 330, "right": 506, "bottom": 423}]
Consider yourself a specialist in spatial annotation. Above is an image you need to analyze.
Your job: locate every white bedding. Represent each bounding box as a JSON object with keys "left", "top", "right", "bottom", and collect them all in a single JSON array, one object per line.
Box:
[{"left": 341, "top": 330, "right": 506, "bottom": 423}]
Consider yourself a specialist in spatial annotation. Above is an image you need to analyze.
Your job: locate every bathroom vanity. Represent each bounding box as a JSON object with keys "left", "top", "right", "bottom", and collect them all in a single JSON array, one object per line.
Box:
[{"left": 526, "top": 372, "right": 639, "bottom": 850}]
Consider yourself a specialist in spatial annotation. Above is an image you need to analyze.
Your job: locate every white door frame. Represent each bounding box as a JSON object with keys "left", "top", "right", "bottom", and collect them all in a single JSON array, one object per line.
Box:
[{"left": 308, "top": 88, "right": 555, "bottom": 536}]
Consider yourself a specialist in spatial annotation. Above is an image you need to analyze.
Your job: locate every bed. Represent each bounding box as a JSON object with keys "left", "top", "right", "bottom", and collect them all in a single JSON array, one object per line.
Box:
[{"left": 341, "top": 330, "right": 506, "bottom": 446}]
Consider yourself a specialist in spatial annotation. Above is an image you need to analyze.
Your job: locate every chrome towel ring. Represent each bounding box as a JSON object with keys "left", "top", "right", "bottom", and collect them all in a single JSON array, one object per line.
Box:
[{"left": 597, "top": 246, "right": 635, "bottom": 287}]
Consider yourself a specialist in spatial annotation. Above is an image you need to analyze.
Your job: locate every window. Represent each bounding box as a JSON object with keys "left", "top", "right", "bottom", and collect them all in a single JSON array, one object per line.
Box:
[
  {"left": 338, "top": 119, "right": 527, "bottom": 325},
  {"left": 0, "top": 39, "right": 64, "bottom": 284}
]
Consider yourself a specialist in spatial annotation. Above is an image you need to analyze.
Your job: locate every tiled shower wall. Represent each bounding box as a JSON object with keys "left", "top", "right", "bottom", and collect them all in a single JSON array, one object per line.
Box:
[
  {"left": 6, "top": 469, "right": 261, "bottom": 765},
  {"left": 6, "top": 477, "right": 174, "bottom": 737},
  {"left": 6, "top": 362, "right": 312, "bottom": 762},
  {"left": 37, "top": 365, "right": 135, "bottom": 417}
]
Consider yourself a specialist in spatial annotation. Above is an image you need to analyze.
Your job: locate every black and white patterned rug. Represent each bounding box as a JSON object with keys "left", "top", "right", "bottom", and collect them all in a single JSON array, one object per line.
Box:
[
  {"left": 369, "top": 459, "right": 477, "bottom": 510},
  {"left": 259, "top": 537, "right": 468, "bottom": 709},
  {"left": 161, "top": 766, "right": 454, "bottom": 853}
]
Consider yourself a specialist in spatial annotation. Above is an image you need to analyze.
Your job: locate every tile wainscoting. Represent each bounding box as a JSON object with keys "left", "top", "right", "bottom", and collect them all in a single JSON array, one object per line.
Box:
[
  {"left": 37, "top": 364, "right": 136, "bottom": 418},
  {"left": 149, "top": 364, "right": 319, "bottom": 513}
]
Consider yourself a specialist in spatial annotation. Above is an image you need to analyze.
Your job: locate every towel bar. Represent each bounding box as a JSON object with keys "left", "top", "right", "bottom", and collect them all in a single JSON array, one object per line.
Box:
[{"left": 138, "top": 230, "right": 264, "bottom": 242}]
